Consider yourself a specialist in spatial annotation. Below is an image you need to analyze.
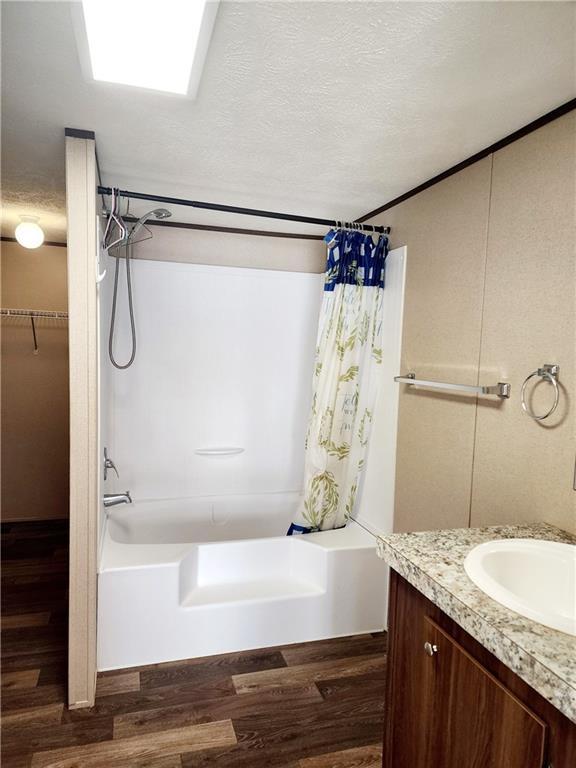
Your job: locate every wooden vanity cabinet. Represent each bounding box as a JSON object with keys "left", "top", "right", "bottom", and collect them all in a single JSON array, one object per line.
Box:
[{"left": 383, "top": 571, "right": 576, "bottom": 768}]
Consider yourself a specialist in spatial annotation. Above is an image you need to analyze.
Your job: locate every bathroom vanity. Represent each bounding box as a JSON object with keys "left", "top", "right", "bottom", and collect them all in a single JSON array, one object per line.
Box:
[{"left": 378, "top": 524, "right": 576, "bottom": 768}]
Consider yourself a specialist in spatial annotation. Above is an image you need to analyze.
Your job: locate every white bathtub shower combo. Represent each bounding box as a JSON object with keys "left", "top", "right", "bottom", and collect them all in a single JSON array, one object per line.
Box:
[{"left": 97, "top": 252, "right": 406, "bottom": 670}]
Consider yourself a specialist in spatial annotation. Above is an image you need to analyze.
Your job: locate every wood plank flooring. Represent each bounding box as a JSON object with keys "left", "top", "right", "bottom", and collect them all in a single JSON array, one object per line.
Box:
[{"left": 1, "top": 521, "right": 387, "bottom": 768}]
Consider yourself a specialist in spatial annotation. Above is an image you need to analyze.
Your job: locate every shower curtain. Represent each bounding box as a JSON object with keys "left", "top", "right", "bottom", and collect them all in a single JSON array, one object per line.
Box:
[{"left": 288, "top": 228, "right": 389, "bottom": 534}]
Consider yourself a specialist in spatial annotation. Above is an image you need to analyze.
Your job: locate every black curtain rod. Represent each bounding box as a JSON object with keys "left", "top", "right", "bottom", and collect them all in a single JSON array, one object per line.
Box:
[
  {"left": 119, "top": 215, "right": 325, "bottom": 241},
  {"left": 97, "top": 186, "right": 390, "bottom": 235}
]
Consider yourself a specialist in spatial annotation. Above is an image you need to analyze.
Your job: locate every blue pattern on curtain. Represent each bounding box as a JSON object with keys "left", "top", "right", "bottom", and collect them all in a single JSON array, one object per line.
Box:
[{"left": 323, "top": 229, "right": 388, "bottom": 291}]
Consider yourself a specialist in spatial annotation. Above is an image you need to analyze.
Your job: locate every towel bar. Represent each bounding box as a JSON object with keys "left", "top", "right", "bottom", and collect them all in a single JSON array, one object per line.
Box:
[{"left": 394, "top": 373, "right": 510, "bottom": 399}]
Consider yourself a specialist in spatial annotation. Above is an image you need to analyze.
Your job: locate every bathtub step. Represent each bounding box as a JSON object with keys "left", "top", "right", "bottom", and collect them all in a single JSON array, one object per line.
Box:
[{"left": 181, "top": 578, "right": 325, "bottom": 608}]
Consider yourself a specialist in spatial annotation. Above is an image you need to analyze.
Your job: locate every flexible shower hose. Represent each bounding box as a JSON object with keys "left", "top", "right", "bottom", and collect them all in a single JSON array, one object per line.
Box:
[{"left": 108, "top": 241, "right": 137, "bottom": 369}]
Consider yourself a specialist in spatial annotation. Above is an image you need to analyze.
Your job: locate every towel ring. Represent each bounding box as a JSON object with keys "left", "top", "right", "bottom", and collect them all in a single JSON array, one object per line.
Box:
[{"left": 521, "top": 364, "right": 560, "bottom": 421}]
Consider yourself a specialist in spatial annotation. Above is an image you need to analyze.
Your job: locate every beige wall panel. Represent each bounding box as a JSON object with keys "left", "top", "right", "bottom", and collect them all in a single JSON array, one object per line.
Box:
[
  {"left": 1, "top": 242, "right": 69, "bottom": 521},
  {"left": 132, "top": 226, "right": 326, "bottom": 273},
  {"left": 369, "top": 158, "right": 492, "bottom": 532},
  {"left": 2, "top": 243, "right": 68, "bottom": 308},
  {"left": 470, "top": 114, "right": 576, "bottom": 533}
]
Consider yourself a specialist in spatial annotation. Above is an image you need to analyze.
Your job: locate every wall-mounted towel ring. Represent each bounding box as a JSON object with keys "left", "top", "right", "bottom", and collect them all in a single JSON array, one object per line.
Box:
[{"left": 521, "top": 364, "right": 560, "bottom": 421}]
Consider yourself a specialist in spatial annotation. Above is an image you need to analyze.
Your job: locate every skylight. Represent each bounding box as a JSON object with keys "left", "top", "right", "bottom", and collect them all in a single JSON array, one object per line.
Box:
[{"left": 80, "top": 0, "right": 218, "bottom": 96}]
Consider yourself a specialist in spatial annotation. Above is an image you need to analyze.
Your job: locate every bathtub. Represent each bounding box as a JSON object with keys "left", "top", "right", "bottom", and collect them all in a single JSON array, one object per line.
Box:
[{"left": 97, "top": 492, "right": 387, "bottom": 670}]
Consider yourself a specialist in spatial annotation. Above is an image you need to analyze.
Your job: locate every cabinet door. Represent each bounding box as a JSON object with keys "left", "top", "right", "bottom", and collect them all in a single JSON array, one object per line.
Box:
[
  {"left": 384, "top": 571, "right": 430, "bottom": 767},
  {"left": 422, "top": 618, "right": 547, "bottom": 768}
]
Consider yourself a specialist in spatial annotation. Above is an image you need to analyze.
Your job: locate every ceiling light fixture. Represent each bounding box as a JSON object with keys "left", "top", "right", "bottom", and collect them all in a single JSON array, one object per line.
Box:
[
  {"left": 79, "top": 0, "right": 220, "bottom": 96},
  {"left": 15, "top": 216, "right": 45, "bottom": 249}
]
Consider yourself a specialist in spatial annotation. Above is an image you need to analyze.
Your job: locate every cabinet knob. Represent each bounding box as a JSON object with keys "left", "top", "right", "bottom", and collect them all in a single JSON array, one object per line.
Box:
[{"left": 424, "top": 641, "right": 438, "bottom": 656}]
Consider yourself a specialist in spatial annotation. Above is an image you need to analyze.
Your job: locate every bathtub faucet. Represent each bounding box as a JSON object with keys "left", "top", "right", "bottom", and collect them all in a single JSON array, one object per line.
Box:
[{"left": 103, "top": 491, "right": 132, "bottom": 508}]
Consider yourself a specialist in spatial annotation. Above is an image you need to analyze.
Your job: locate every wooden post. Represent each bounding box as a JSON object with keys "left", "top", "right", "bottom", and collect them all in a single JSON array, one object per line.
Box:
[{"left": 65, "top": 128, "right": 98, "bottom": 708}]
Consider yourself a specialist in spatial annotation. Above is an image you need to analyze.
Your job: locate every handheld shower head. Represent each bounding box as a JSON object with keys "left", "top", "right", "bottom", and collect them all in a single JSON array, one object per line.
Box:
[
  {"left": 129, "top": 208, "right": 172, "bottom": 239},
  {"left": 109, "top": 207, "right": 172, "bottom": 371},
  {"left": 150, "top": 208, "right": 172, "bottom": 220}
]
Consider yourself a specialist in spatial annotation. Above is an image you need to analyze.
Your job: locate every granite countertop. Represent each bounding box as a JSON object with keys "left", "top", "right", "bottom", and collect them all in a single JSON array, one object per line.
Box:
[{"left": 377, "top": 522, "right": 576, "bottom": 724}]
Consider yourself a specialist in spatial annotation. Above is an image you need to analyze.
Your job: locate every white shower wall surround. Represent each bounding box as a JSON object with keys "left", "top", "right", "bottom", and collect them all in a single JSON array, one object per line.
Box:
[
  {"left": 102, "top": 259, "right": 324, "bottom": 501},
  {"left": 98, "top": 250, "right": 407, "bottom": 668}
]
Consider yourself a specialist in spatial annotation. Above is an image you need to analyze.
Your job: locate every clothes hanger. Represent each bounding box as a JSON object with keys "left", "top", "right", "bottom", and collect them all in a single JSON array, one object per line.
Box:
[{"left": 104, "top": 188, "right": 127, "bottom": 251}]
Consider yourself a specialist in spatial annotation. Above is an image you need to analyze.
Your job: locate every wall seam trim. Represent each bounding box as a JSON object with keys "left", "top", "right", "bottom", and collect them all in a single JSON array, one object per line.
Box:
[{"left": 467, "top": 153, "right": 495, "bottom": 528}]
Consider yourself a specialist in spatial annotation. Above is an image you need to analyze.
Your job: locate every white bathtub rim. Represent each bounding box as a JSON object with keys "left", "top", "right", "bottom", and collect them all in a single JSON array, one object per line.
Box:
[
  {"left": 116, "top": 489, "right": 303, "bottom": 505},
  {"left": 99, "top": 517, "right": 377, "bottom": 573}
]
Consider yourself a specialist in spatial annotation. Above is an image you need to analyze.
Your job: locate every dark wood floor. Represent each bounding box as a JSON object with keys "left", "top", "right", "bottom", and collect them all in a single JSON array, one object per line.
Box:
[{"left": 1, "top": 521, "right": 387, "bottom": 768}]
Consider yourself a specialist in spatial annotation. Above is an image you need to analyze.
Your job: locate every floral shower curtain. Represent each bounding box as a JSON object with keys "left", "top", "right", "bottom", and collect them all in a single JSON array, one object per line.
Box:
[{"left": 288, "top": 229, "right": 389, "bottom": 535}]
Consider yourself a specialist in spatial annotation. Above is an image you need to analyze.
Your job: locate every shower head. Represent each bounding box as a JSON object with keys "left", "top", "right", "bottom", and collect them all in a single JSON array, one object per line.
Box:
[
  {"left": 128, "top": 208, "right": 172, "bottom": 239},
  {"left": 150, "top": 208, "right": 172, "bottom": 220}
]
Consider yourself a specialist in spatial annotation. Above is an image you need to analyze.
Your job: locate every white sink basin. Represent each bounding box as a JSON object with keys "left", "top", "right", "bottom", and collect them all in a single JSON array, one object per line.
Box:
[{"left": 464, "top": 539, "right": 576, "bottom": 636}]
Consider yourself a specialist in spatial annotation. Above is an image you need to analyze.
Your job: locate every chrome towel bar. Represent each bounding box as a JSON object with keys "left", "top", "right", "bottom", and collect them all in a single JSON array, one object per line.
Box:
[{"left": 394, "top": 373, "right": 511, "bottom": 399}]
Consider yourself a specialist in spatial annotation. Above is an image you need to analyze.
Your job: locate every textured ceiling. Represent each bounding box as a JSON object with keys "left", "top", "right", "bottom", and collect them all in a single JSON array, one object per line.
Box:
[{"left": 1, "top": 1, "right": 575, "bottom": 240}]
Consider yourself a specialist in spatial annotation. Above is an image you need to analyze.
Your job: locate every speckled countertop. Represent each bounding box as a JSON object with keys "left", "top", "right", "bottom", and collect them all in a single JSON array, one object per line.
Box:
[{"left": 377, "top": 522, "right": 576, "bottom": 724}]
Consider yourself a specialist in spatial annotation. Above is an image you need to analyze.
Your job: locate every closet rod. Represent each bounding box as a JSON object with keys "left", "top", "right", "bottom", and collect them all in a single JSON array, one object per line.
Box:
[{"left": 97, "top": 186, "right": 390, "bottom": 235}]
